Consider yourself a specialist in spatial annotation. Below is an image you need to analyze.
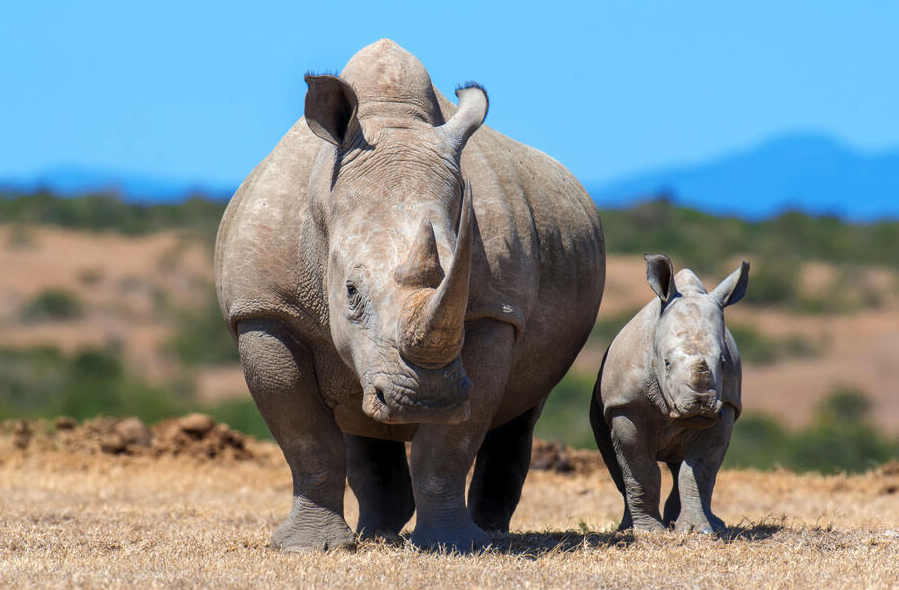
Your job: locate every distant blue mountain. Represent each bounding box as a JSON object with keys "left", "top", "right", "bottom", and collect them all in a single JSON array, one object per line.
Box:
[
  {"left": 0, "top": 165, "right": 236, "bottom": 203},
  {"left": 3, "top": 132, "right": 898, "bottom": 220},
  {"left": 589, "top": 133, "right": 899, "bottom": 221}
]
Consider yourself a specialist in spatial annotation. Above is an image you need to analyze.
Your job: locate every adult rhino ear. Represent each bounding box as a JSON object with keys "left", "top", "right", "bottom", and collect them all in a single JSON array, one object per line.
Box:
[
  {"left": 710, "top": 261, "right": 750, "bottom": 307},
  {"left": 304, "top": 74, "right": 359, "bottom": 146},
  {"left": 644, "top": 254, "right": 678, "bottom": 304},
  {"left": 439, "top": 83, "right": 489, "bottom": 153}
]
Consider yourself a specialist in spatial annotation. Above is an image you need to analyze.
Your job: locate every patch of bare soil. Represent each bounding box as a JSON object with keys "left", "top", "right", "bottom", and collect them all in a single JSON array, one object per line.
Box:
[
  {"left": 0, "top": 427, "right": 897, "bottom": 589},
  {"left": 0, "top": 225, "right": 212, "bottom": 381},
  {"left": 1, "top": 414, "right": 257, "bottom": 461}
]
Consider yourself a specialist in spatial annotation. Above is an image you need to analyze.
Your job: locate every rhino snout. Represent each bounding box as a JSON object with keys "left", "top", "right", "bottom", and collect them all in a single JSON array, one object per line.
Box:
[
  {"left": 361, "top": 368, "right": 472, "bottom": 425},
  {"left": 669, "top": 389, "right": 723, "bottom": 429},
  {"left": 688, "top": 359, "right": 715, "bottom": 392}
]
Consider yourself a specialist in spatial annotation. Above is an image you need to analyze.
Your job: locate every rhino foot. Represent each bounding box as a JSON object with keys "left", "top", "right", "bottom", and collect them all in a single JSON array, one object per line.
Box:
[
  {"left": 674, "top": 513, "right": 724, "bottom": 535},
  {"left": 271, "top": 498, "right": 357, "bottom": 553},
  {"left": 410, "top": 519, "right": 488, "bottom": 553},
  {"left": 357, "top": 528, "right": 405, "bottom": 546},
  {"left": 624, "top": 512, "right": 666, "bottom": 533}
]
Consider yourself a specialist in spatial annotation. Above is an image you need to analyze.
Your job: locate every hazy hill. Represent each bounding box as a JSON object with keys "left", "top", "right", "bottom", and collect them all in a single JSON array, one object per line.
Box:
[
  {"left": 590, "top": 133, "right": 899, "bottom": 220},
  {"left": 0, "top": 165, "right": 235, "bottom": 203},
  {"left": 4, "top": 132, "right": 899, "bottom": 221}
]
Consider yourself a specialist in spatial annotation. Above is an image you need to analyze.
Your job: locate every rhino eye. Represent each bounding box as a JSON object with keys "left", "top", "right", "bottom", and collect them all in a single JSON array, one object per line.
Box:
[{"left": 345, "top": 280, "right": 364, "bottom": 320}]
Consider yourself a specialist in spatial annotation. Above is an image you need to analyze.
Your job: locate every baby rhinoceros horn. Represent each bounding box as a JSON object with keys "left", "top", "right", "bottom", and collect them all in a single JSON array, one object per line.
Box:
[{"left": 396, "top": 181, "right": 474, "bottom": 368}]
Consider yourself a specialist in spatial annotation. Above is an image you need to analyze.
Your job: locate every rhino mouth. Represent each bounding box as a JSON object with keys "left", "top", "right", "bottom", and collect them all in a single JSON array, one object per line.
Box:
[
  {"left": 360, "top": 364, "right": 472, "bottom": 425},
  {"left": 669, "top": 388, "right": 723, "bottom": 429}
]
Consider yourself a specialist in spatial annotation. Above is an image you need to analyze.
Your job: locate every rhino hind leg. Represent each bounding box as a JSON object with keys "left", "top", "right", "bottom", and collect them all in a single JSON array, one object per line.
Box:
[
  {"left": 237, "top": 319, "right": 356, "bottom": 552},
  {"left": 662, "top": 462, "right": 682, "bottom": 527},
  {"left": 345, "top": 434, "right": 415, "bottom": 542},
  {"left": 467, "top": 403, "right": 544, "bottom": 533},
  {"left": 590, "top": 379, "right": 632, "bottom": 531}
]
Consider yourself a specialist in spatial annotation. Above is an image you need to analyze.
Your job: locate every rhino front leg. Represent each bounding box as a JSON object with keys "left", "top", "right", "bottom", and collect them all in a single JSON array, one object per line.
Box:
[
  {"left": 674, "top": 406, "right": 735, "bottom": 534},
  {"left": 345, "top": 434, "right": 414, "bottom": 541},
  {"left": 610, "top": 411, "right": 665, "bottom": 531},
  {"left": 467, "top": 403, "right": 544, "bottom": 532},
  {"left": 237, "top": 319, "right": 355, "bottom": 552},
  {"left": 409, "top": 320, "right": 514, "bottom": 551}
]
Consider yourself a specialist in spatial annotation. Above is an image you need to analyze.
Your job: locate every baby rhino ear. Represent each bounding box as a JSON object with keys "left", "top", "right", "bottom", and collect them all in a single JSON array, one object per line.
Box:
[
  {"left": 644, "top": 254, "right": 678, "bottom": 303},
  {"left": 711, "top": 261, "right": 750, "bottom": 307}
]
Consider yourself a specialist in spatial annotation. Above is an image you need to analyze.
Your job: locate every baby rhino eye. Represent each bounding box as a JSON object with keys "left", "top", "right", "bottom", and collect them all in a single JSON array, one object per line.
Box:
[{"left": 346, "top": 282, "right": 358, "bottom": 298}]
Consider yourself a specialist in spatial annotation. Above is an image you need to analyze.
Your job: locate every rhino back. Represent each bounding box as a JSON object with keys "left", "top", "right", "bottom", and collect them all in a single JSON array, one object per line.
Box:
[
  {"left": 598, "top": 300, "right": 659, "bottom": 419},
  {"left": 214, "top": 118, "right": 330, "bottom": 345}
]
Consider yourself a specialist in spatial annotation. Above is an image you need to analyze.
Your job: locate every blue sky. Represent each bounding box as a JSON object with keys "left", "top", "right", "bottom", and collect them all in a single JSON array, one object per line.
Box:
[{"left": 2, "top": 1, "right": 897, "bottom": 188}]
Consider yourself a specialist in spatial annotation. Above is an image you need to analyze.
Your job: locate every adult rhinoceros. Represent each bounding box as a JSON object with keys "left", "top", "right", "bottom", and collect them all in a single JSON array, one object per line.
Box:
[{"left": 215, "top": 39, "right": 604, "bottom": 551}]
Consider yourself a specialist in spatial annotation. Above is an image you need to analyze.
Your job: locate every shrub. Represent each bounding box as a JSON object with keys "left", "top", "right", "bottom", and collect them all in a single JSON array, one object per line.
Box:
[
  {"left": 0, "top": 346, "right": 185, "bottom": 422},
  {"left": 535, "top": 371, "right": 597, "bottom": 450},
  {"left": 724, "top": 387, "right": 898, "bottom": 473},
  {"left": 21, "top": 289, "right": 83, "bottom": 321},
  {"left": 727, "top": 323, "right": 821, "bottom": 365},
  {"left": 206, "top": 398, "right": 271, "bottom": 440},
  {"left": 166, "top": 291, "right": 239, "bottom": 366}
]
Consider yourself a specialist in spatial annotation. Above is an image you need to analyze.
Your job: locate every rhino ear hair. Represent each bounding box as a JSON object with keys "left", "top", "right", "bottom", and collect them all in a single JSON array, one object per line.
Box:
[
  {"left": 644, "top": 254, "right": 677, "bottom": 304},
  {"left": 711, "top": 261, "right": 750, "bottom": 307},
  {"left": 439, "top": 83, "right": 488, "bottom": 153},
  {"left": 304, "top": 74, "right": 359, "bottom": 146}
]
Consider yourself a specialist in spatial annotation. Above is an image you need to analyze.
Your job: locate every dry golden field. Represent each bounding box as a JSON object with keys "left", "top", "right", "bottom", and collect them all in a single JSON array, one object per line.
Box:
[{"left": 1, "top": 428, "right": 898, "bottom": 589}]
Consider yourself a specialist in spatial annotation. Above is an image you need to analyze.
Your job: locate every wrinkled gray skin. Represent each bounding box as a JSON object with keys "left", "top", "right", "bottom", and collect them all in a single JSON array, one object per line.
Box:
[
  {"left": 215, "top": 39, "right": 604, "bottom": 551},
  {"left": 590, "top": 254, "right": 748, "bottom": 534}
]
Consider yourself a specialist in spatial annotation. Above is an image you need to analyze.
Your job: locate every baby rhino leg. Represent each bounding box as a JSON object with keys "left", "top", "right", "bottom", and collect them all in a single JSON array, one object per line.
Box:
[
  {"left": 674, "top": 406, "right": 735, "bottom": 534},
  {"left": 610, "top": 411, "right": 665, "bottom": 531}
]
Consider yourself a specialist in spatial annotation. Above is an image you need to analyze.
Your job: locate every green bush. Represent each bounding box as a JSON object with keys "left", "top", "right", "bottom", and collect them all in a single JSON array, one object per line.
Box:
[
  {"left": 0, "top": 191, "right": 227, "bottom": 241},
  {"left": 535, "top": 371, "right": 597, "bottom": 449},
  {"left": 727, "top": 323, "right": 821, "bottom": 365},
  {"left": 724, "top": 387, "right": 898, "bottom": 473},
  {"left": 21, "top": 289, "right": 83, "bottom": 321},
  {"left": 206, "top": 397, "right": 271, "bottom": 440},
  {"left": 166, "top": 291, "right": 240, "bottom": 366},
  {"left": 0, "top": 346, "right": 185, "bottom": 422}
]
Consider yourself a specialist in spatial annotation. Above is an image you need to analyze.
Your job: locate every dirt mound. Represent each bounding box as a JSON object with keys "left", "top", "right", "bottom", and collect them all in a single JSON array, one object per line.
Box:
[
  {"left": 531, "top": 438, "right": 604, "bottom": 474},
  {"left": 2, "top": 413, "right": 252, "bottom": 460}
]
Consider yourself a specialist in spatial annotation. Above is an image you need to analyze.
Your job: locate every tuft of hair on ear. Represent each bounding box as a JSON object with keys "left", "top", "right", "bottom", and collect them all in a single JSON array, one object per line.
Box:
[
  {"left": 304, "top": 70, "right": 340, "bottom": 82},
  {"left": 455, "top": 81, "right": 486, "bottom": 93},
  {"left": 455, "top": 81, "right": 489, "bottom": 115}
]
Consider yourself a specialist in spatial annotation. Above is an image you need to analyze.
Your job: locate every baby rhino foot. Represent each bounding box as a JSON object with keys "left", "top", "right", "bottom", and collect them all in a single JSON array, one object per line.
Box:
[
  {"left": 410, "top": 519, "right": 488, "bottom": 553},
  {"left": 271, "top": 498, "right": 357, "bottom": 552}
]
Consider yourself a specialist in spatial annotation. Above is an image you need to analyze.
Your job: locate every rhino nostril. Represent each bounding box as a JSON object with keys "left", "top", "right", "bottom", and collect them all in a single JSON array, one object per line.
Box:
[{"left": 375, "top": 387, "right": 387, "bottom": 406}]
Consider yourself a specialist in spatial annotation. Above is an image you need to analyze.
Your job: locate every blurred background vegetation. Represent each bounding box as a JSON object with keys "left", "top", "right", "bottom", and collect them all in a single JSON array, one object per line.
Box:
[{"left": 2, "top": 189, "right": 898, "bottom": 473}]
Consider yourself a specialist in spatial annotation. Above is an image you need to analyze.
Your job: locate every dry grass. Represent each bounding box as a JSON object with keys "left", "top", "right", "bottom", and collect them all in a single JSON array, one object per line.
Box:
[{"left": 1, "top": 442, "right": 898, "bottom": 589}]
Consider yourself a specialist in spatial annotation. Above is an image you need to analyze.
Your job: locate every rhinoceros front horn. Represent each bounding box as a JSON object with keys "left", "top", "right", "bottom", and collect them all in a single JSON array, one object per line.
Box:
[{"left": 397, "top": 181, "right": 473, "bottom": 368}]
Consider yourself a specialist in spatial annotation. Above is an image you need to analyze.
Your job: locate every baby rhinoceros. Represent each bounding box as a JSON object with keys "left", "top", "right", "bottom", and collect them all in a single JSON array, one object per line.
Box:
[{"left": 590, "top": 254, "right": 749, "bottom": 534}]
